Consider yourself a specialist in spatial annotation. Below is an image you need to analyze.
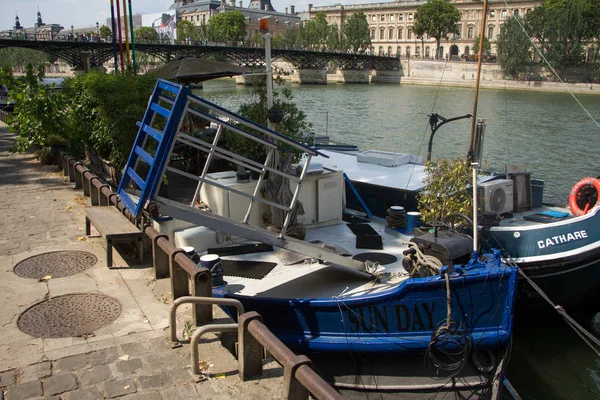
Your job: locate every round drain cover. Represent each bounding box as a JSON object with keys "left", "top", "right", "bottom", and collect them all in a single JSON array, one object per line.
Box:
[
  {"left": 14, "top": 251, "right": 97, "bottom": 279},
  {"left": 18, "top": 293, "right": 122, "bottom": 338},
  {"left": 352, "top": 252, "right": 398, "bottom": 265}
]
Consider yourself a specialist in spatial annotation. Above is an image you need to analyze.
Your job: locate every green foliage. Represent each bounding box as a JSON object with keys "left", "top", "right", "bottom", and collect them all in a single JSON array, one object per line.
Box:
[
  {"left": 343, "top": 11, "right": 371, "bottom": 53},
  {"left": 135, "top": 27, "right": 158, "bottom": 41},
  {"left": 100, "top": 25, "right": 112, "bottom": 41},
  {"left": 227, "top": 76, "right": 312, "bottom": 163},
  {"left": 414, "top": 0, "right": 460, "bottom": 59},
  {"left": 207, "top": 11, "right": 246, "bottom": 43},
  {"left": 5, "top": 65, "right": 67, "bottom": 157},
  {"left": 6, "top": 67, "right": 155, "bottom": 170},
  {"left": 62, "top": 72, "right": 155, "bottom": 168},
  {"left": 326, "top": 24, "right": 342, "bottom": 51},
  {"left": 472, "top": 34, "right": 491, "bottom": 55},
  {"left": 177, "top": 20, "right": 200, "bottom": 43},
  {"left": 0, "top": 48, "right": 54, "bottom": 71},
  {"left": 418, "top": 157, "right": 472, "bottom": 225},
  {"left": 496, "top": 17, "right": 532, "bottom": 76}
]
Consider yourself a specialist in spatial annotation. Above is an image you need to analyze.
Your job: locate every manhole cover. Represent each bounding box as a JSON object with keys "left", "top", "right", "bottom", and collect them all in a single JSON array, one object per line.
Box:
[
  {"left": 18, "top": 293, "right": 122, "bottom": 338},
  {"left": 352, "top": 252, "right": 398, "bottom": 265},
  {"left": 14, "top": 251, "right": 98, "bottom": 279}
]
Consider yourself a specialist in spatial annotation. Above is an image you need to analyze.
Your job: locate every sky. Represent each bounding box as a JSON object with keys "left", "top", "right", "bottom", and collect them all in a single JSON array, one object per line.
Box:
[{"left": 0, "top": 0, "right": 367, "bottom": 32}]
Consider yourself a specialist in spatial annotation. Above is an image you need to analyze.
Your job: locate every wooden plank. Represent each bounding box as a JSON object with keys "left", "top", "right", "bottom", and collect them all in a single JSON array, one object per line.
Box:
[{"left": 85, "top": 207, "right": 142, "bottom": 239}]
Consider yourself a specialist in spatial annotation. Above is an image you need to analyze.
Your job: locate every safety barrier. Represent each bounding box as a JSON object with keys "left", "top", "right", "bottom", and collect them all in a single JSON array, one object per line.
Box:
[{"left": 56, "top": 152, "right": 342, "bottom": 399}]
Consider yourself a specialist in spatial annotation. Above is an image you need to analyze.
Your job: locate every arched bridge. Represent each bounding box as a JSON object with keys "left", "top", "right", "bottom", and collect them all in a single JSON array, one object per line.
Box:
[{"left": 0, "top": 39, "right": 399, "bottom": 72}]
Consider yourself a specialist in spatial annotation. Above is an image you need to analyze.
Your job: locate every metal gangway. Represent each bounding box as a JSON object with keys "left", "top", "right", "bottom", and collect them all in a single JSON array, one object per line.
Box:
[{"left": 117, "top": 79, "right": 369, "bottom": 273}]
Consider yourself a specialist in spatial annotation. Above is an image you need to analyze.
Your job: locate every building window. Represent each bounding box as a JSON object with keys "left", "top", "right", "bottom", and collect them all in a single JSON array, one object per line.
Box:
[
  {"left": 455, "top": 24, "right": 461, "bottom": 39},
  {"left": 467, "top": 26, "right": 473, "bottom": 39},
  {"left": 408, "top": 13, "right": 413, "bottom": 21},
  {"left": 415, "top": 45, "right": 420, "bottom": 56},
  {"left": 388, "top": 46, "right": 392, "bottom": 55},
  {"left": 488, "top": 26, "right": 494, "bottom": 39},
  {"left": 203, "top": 14, "right": 206, "bottom": 24},
  {"left": 490, "top": 10, "right": 495, "bottom": 18},
  {"left": 390, "top": 15, "right": 395, "bottom": 22},
  {"left": 379, "top": 46, "right": 384, "bottom": 55},
  {"left": 380, "top": 28, "right": 385, "bottom": 40},
  {"left": 406, "top": 46, "right": 411, "bottom": 57},
  {"left": 465, "top": 46, "right": 469, "bottom": 55},
  {"left": 501, "top": 9, "right": 507, "bottom": 18},
  {"left": 407, "top": 28, "right": 412, "bottom": 40},
  {"left": 389, "top": 28, "right": 394, "bottom": 40},
  {"left": 372, "top": 15, "right": 376, "bottom": 22},
  {"left": 196, "top": 15, "right": 200, "bottom": 21},
  {"left": 399, "top": 14, "right": 404, "bottom": 21},
  {"left": 526, "top": 8, "right": 532, "bottom": 14},
  {"left": 513, "top": 9, "right": 519, "bottom": 16},
  {"left": 380, "top": 15, "right": 385, "bottom": 22},
  {"left": 371, "top": 29, "right": 376, "bottom": 39},
  {"left": 426, "top": 47, "right": 430, "bottom": 57},
  {"left": 397, "top": 46, "right": 401, "bottom": 56},
  {"left": 398, "top": 28, "right": 403, "bottom": 40}
]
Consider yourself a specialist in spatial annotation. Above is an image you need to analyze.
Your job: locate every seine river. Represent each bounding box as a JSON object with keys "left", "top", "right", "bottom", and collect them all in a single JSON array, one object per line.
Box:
[{"left": 198, "top": 79, "right": 600, "bottom": 399}]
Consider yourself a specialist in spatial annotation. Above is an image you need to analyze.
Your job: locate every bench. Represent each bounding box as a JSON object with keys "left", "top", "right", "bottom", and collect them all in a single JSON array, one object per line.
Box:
[{"left": 85, "top": 206, "right": 144, "bottom": 268}]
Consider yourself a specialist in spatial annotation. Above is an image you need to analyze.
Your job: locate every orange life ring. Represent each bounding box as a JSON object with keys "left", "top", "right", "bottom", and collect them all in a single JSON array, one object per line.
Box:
[{"left": 569, "top": 177, "right": 600, "bottom": 216}]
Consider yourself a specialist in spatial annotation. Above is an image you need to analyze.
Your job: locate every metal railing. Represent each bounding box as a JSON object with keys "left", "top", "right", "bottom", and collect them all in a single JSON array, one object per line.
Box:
[{"left": 57, "top": 150, "right": 342, "bottom": 400}]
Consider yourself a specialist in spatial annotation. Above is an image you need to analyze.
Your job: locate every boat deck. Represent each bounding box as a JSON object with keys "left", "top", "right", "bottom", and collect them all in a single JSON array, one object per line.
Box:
[
  {"left": 198, "top": 219, "right": 413, "bottom": 299},
  {"left": 495, "top": 204, "right": 575, "bottom": 229}
]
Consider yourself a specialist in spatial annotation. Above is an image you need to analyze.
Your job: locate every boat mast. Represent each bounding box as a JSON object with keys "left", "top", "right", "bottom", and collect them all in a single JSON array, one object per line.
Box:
[{"left": 468, "top": 0, "right": 489, "bottom": 158}]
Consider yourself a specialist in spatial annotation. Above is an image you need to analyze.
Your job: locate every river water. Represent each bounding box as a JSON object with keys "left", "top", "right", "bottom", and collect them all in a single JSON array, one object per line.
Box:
[{"left": 198, "top": 79, "right": 600, "bottom": 399}]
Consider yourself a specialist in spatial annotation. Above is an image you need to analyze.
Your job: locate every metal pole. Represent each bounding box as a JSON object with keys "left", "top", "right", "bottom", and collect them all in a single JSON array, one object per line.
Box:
[
  {"left": 468, "top": 0, "right": 489, "bottom": 158},
  {"left": 263, "top": 31, "right": 273, "bottom": 130},
  {"left": 472, "top": 163, "right": 479, "bottom": 252},
  {"left": 115, "top": 0, "right": 125, "bottom": 72},
  {"left": 128, "top": 0, "right": 137, "bottom": 73},
  {"left": 109, "top": 0, "right": 119, "bottom": 73},
  {"left": 122, "top": 0, "right": 132, "bottom": 69}
]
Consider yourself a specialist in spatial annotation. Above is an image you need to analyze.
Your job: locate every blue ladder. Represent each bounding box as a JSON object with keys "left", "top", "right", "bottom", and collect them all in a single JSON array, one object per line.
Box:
[{"left": 117, "top": 79, "right": 190, "bottom": 217}]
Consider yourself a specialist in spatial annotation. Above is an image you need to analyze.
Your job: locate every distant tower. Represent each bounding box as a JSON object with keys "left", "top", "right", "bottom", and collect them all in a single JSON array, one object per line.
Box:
[
  {"left": 14, "top": 15, "right": 22, "bottom": 30},
  {"left": 36, "top": 10, "right": 44, "bottom": 27},
  {"left": 248, "top": 0, "right": 275, "bottom": 11}
]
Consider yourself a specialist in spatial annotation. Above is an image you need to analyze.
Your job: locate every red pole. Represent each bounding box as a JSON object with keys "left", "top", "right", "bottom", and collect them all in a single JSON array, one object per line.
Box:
[{"left": 115, "top": 0, "right": 125, "bottom": 72}]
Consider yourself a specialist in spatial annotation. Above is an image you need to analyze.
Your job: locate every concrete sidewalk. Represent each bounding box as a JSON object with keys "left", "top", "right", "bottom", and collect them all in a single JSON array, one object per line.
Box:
[{"left": 0, "top": 122, "right": 284, "bottom": 399}]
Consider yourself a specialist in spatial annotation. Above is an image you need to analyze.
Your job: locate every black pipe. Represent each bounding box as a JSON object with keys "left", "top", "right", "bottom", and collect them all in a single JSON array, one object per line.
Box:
[{"left": 426, "top": 113, "right": 472, "bottom": 162}]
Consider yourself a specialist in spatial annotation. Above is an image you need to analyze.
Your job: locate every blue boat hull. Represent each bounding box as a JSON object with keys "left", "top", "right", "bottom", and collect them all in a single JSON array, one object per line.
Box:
[
  {"left": 482, "top": 207, "right": 600, "bottom": 305},
  {"left": 214, "top": 253, "right": 517, "bottom": 354}
]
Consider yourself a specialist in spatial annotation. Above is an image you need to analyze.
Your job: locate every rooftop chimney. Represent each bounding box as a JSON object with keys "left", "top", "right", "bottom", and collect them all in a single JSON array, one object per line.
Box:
[
  {"left": 285, "top": 7, "right": 288, "bottom": 14},
  {"left": 308, "top": 4, "right": 313, "bottom": 12},
  {"left": 290, "top": 5, "right": 295, "bottom": 14},
  {"left": 239, "top": 1, "right": 243, "bottom": 7}
]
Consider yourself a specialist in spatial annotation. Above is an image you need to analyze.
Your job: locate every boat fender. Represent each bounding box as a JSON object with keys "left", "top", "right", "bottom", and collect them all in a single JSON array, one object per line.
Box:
[
  {"left": 472, "top": 349, "right": 496, "bottom": 374},
  {"left": 568, "top": 177, "right": 600, "bottom": 216}
]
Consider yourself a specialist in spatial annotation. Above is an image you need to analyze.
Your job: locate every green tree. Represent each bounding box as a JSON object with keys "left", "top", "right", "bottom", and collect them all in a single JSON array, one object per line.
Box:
[
  {"left": 412, "top": 20, "right": 427, "bottom": 58},
  {"left": 496, "top": 16, "right": 532, "bottom": 77},
  {"left": 207, "top": 11, "right": 246, "bottom": 43},
  {"left": 342, "top": 11, "right": 371, "bottom": 53},
  {"left": 472, "top": 34, "right": 491, "bottom": 55},
  {"left": 0, "top": 48, "right": 52, "bottom": 72},
  {"left": 418, "top": 156, "right": 472, "bottom": 225},
  {"left": 414, "top": 0, "right": 460, "bottom": 59},
  {"left": 302, "top": 12, "right": 329, "bottom": 49},
  {"left": 134, "top": 26, "right": 158, "bottom": 42},
  {"left": 99, "top": 25, "right": 112, "bottom": 41},
  {"left": 177, "top": 20, "right": 198, "bottom": 43},
  {"left": 282, "top": 27, "right": 299, "bottom": 48},
  {"left": 326, "top": 24, "right": 342, "bottom": 51}
]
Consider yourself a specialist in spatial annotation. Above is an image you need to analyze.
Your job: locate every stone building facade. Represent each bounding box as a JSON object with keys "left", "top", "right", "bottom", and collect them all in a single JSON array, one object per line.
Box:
[
  {"left": 306, "top": 0, "right": 541, "bottom": 58},
  {"left": 175, "top": 0, "right": 301, "bottom": 41}
]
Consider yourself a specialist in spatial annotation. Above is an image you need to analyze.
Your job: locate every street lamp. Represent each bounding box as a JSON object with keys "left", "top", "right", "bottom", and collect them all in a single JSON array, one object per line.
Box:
[
  {"left": 71, "top": 25, "right": 74, "bottom": 41},
  {"left": 96, "top": 22, "right": 100, "bottom": 42}
]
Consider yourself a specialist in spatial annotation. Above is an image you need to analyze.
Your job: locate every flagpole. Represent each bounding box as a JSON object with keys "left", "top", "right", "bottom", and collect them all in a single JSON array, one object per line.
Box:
[
  {"left": 122, "top": 0, "right": 132, "bottom": 69},
  {"left": 109, "top": 0, "right": 119, "bottom": 73},
  {"left": 115, "top": 0, "right": 125, "bottom": 72},
  {"left": 128, "top": 0, "right": 137, "bottom": 73}
]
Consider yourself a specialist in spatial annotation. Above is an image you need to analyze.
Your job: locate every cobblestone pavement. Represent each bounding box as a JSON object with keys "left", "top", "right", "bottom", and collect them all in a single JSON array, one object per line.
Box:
[{"left": 0, "top": 123, "right": 285, "bottom": 399}]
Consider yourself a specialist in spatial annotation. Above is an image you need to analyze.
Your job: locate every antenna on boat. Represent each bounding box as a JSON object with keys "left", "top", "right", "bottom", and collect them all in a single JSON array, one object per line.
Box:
[
  {"left": 468, "top": 0, "right": 489, "bottom": 160},
  {"left": 472, "top": 162, "right": 479, "bottom": 253}
]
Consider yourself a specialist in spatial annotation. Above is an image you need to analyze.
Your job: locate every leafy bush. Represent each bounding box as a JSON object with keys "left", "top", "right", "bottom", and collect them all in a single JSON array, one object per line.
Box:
[
  {"left": 228, "top": 75, "right": 313, "bottom": 163},
  {"left": 418, "top": 156, "right": 473, "bottom": 225}
]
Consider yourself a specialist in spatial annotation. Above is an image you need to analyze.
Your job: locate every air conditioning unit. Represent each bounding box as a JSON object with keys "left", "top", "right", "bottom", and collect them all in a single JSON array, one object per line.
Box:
[{"left": 478, "top": 179, "right": 514, "bottom": 214}]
